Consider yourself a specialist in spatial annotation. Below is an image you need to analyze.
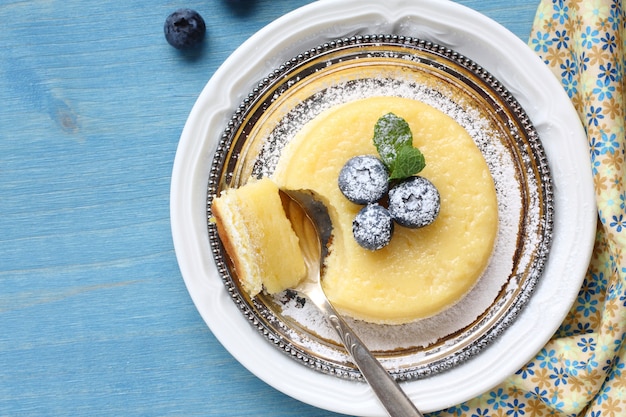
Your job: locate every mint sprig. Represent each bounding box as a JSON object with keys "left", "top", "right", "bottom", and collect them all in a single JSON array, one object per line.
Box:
[{"left": 373, "top": 113, "right": 426, "bottom": 180}]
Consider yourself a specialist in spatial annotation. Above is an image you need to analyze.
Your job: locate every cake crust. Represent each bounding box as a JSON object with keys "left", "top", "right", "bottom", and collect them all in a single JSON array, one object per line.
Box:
[{"left": 212, "top": 189, "right": 263, "bottom": 297}]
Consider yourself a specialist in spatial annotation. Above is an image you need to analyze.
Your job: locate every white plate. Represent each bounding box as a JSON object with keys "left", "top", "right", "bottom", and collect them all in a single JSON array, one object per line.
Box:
[{"left": 170, "top": 0, "right": 596, "bottom": 414}]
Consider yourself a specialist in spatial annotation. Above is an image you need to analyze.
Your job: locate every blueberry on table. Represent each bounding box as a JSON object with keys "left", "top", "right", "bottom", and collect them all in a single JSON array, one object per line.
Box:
[
  {"left": 164, "top": 9, "right": 206, "bottom": 50},
  {"left": 352, "top": 204, "right": 394, "bottom": 250},
  {"left": 338, "top": 155, "right": 389, "bottom": 205},
  {"left": 388, "top": 176, "right": 440, "bottom": 228}
]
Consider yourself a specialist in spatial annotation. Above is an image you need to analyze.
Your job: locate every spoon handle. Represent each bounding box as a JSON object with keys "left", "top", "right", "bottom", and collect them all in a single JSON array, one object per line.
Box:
[{"left": 323, "top": 302, "right": 423, "bottom": 417}]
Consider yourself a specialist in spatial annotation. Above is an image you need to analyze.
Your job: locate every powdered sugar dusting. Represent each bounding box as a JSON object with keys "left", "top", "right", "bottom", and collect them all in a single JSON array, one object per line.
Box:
[
  {"left": 388, "top": 176, "right": 440, "bottom": 228},
  {"left": 248, "top": 75, "right": 526, "bottom": 354},
  {"left": 338, "top": 155, "right": 389, "bottom": 205},
  {"left": 352, "top": 204, "right": 393, "bottom": 250}
]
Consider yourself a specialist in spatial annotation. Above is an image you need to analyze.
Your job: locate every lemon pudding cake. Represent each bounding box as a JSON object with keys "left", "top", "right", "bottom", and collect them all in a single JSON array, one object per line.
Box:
[
  {"left": 213, "top": 96, "right": 498, "bottom": 325},
  {"left": 274, "top": 96, "right": 498, "bottom": 324}
]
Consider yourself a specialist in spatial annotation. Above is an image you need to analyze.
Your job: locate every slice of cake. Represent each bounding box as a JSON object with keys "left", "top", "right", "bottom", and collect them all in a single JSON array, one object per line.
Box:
[{"left": 211, "top": 177, "right": 307, "bottom": 297}]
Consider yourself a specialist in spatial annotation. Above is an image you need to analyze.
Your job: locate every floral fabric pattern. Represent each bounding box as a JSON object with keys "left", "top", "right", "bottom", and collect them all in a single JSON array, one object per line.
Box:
[{"left": 428, "top": 1, "right": 626, "bottom": 416}]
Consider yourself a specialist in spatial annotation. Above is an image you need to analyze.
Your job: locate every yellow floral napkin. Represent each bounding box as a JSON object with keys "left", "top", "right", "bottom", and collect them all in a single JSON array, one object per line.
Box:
[{"left": 430, "top": 1, "right": 626, "bottom": 416}]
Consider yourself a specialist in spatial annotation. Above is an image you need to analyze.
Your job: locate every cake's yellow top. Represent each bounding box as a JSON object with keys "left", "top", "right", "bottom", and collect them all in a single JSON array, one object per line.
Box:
[
  {"left": 272, "top": 96, "right": 498, "bottom": 324},
  {"left": 212, "top": 177, "right": 306, "bottom": 297}
]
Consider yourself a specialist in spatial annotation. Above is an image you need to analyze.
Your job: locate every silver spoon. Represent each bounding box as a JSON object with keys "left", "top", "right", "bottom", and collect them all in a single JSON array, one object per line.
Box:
[{"left": 281, "top": 189, "right": 423, "bottom": 417}]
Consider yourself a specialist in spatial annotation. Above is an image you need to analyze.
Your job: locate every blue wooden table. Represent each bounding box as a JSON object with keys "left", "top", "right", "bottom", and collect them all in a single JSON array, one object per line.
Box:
[{"left": 1, "top": 1, "right": 540, "bottom": 415}]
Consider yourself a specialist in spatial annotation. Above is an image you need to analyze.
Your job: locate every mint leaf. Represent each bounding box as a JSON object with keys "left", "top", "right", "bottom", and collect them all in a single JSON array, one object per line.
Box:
[
  {"left": 373, "top": 113, "right": 413, "bottom": 167},
  {"left": 389, "top": 145, "right": 426, "bottom": 180},
  {"left": 372, "top": 112, "right": 426, "bottom": 180}
]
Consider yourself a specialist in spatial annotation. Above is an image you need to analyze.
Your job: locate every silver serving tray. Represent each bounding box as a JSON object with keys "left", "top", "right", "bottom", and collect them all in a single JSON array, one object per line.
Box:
[{"left": 207, "top": 35, "right": 553, "bottom": 381}]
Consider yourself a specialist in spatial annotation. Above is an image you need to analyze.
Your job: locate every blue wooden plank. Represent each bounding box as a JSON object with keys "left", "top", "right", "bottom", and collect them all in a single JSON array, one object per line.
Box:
[{"left": 0, "top": 0, "right": 540, "bottom": 415}]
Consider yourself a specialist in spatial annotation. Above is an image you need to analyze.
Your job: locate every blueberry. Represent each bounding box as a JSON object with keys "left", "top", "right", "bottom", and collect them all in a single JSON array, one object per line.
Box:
[
  {"left": 164, "top": 9, "right": 206, "bottom": 50},
  {"left": 338, "top": 155, "right": 389, "bottom": 205},
  {"left": 353, "top": 204, "right": 394, "bottom": 250},
  {"left": 388, "top": 176, "right": 440, "bottom": 228}
]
